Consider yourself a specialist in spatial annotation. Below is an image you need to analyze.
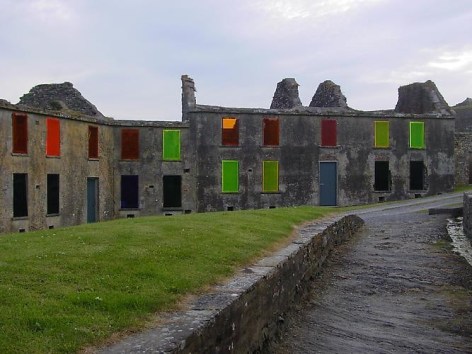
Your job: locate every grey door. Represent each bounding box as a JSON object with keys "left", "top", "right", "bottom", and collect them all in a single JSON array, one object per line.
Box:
[
  {"left": 87, "top": 178, "right": 98, "bottom": 223},
  {"left": 320, "top": 162, "right": 337, "bottom": 206}
]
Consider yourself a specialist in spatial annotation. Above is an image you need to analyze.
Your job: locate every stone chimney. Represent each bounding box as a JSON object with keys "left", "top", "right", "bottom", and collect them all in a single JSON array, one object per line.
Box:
[
  {"left": 309, "top": 80, "right": 348, "bottom": 108},
  {"left": 270, "top": 78, "right": 303, "bottom": 109},
  {"left": 181, "top": 75, "right": 196, "bottom": 122},
  {"left": 394, "top": 80, "right": 452, "bottom": 115}
]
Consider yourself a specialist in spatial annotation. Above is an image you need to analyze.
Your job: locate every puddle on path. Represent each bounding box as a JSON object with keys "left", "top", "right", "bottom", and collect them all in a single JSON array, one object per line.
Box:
[{"left": 447, "top": 217, "right": 472, "bottom": 266}]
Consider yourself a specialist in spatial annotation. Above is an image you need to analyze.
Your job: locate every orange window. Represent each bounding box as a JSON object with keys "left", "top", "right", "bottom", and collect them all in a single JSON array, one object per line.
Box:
[
  {"left": 222, "top": 117, "right": 239, "bottom": 146},
  {"left": 46, "top": 118, "right": 60, "bottom": 157}
]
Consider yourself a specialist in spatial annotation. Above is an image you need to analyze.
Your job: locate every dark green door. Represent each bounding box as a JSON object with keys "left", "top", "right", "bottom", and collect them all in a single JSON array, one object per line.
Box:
[{"left": 87, "top": 178, "right": 98, "bottom": 223}]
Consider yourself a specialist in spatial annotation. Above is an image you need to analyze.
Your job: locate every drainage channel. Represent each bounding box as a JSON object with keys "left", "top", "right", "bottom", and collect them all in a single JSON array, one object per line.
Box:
[{"left": 446, "top": 217, "right": 472, "bottom": 266}]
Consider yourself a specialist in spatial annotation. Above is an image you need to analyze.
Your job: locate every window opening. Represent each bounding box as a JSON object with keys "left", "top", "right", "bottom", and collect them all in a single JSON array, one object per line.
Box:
[
  {"left": 374, "top": 121, "right": 389, "bottom": 148},
  {"left": 222, "top": 117, "right": 239, "bottom": 146},
  {"left": 121, "top": 175, "right": 139, "bottom": 208},
  {"left": 321, "top": 119, "right": 337, "bottom": 147},
  {"left": 409, "top": 122, "right": 425, "bottom": 149},
  {"left": 163, "top": 175, "right": 182, "bottom": 208},
  {"left": 12, "top": 113, "right": 28, "bottom": 154},
  {"left": 13, "top": 173, "right": 28, "bottom": 217},
  {"left": 88, "top": 126, "right": 99, "bottom": 159},
  {"left": 121, "top": 128, "right": 139, "bottom": 160},
  {"left": 410, "top": 161, "right": 425, "bottom": 190},
  {"left": 263, "top": 118, "right": 279, "bottom": 146},
  {"left": 46, "top": 118, "right": 60, "bottom": 156},
  {"left": 263, "top": 161, "right": 279, "bottom": 192},
  {"left": 47, "top": 174, "right": 59, "bottom": 215},
  {"left": 374, "top": 161, "right": 390, "bottom": 191},
  {"left": 163, "top": 130, "right": 181, "bottom": 160},
  {"left": 222, "top": 160, "right": 239, "bottom": 193}
]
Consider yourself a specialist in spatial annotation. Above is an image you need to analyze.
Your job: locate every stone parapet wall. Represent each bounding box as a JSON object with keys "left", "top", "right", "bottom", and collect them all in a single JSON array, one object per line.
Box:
[
  {"left": 100, "top": 214, "right": 364, "bottom": 353},
  {"left": 464, "top": 193, "right": 472, "bottom": 240},
  {"left": 455, "top": 133, "right": 472, "bottom": 185}
]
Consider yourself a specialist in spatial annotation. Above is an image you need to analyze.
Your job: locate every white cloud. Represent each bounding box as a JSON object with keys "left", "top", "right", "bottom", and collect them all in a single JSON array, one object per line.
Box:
[
  {"left": 254, "top": 0, "right": 384, "bottom": 20},
  {"left": 428, "top": 49, "right": 472, "bottom": 71},
  {"left": 29, "top": 0, "right": 76, "bottom": 23}
]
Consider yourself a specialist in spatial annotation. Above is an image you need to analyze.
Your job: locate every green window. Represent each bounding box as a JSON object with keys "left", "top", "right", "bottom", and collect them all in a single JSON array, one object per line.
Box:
[
  {"left": 409, "top": 122, "right": 425, "bottom": 149},
  {"left": 374, "top": 121, "right": 389, "bottom": 148},
  {"left": 163, "top": 130, "right": 181, "bottom": 160},
  {"left": 263, "top": 161, "right": 279, "bottom": 192},
  {"left": 222, "top": 160, "right": 239, "bottom": 193}
]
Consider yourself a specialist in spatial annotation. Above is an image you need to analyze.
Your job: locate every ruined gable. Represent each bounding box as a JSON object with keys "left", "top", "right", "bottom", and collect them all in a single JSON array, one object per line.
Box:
[
  {"left": 309, "top": 80, "right": 349, "bottom": 109},
  {"left": 18, "top": 82, "right": 105, "bottom": 118},
  {"left": 270, "top": 78, "right": 303, "bottom": 109}
]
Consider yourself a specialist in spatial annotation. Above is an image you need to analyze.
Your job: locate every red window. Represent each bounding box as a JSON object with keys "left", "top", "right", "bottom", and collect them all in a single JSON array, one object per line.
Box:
[
  {"left": 46, "top": 118, "right": 61, "bottom": 156},
  {"left": 222, "top": 117, "right": 239, "bottom": 146},
  {"left": 88, "top": 126, "right": 99, "bottom": 159},
  {"left": 263, "top": 117, "right": 279, "bottom": 146},
  {"left": 121, "top": 128, "right": 139, "bottom": 160},
  {"left": 12, "top": 113, "right": 28, "bottom": 154},
  {"left": 321, "top": 119, "right": 337, "bottom": 147}
]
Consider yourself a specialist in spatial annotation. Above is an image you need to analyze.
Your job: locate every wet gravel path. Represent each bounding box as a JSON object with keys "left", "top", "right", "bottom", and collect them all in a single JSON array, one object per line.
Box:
[{"left": 274, "top": 197, "right": 472, "bottom": 353}]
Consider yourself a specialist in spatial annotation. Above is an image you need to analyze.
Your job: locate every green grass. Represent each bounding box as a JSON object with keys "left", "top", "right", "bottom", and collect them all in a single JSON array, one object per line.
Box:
[
  {"left": 454, "top": 184, "right": 472, "bottom": 193},
  {"left": 0, "top": 206, "right": 333, "bottom": 354}
]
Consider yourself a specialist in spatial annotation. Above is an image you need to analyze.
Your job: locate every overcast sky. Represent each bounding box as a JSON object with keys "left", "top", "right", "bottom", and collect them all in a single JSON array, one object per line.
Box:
[{"left": 1, "top": 0, "right": 471, "bottom": 121}]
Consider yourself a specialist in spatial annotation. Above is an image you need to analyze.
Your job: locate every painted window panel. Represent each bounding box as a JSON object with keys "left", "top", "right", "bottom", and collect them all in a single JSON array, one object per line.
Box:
[
  {"left": 13, "top": 173, "right": 28, "bottom": 217},
  {"left": 374, "top": 121, "right": 389, "bottom": 148},
  {"left": 409, "top": 122, "right": 425, "bottom": 149},
  {"left": 263, "top": 161, "right": 279, "bottom": 192},
  {"left": 222, "top": 160, "right": 239, "bottom": 193},
  {"left": 163, "top": 130, "right": 181, "bottom": 161},
  {"left": 163, "top": 175, "right": 182, "bottom": 208},
  {"left": 321, "top": 119, "right": 337, "bottom": 147},
  {"left": 374, "top": 161, "right": 390, "bottom": 191},
  {"left": 88, "top": 126, "right": 99, "bottom": 159},
  {"left": 46, "top": 118, "right": 60, "bottom": 156},
  {"left": 222, "top": 117, "right": 239, "bottom": 146},
  {"left": 121, "top": 128, "right": 139, "bottom": 160},
  {"left": 12, "top": 113, "right": 28, "bottom": 154},
  {"left": 121, "top": 175, "right": 139, "bottom": 209},
  {"left": 263, "top": 118, "right": 279, "bottom": 146},
  {"left": 410, "top": 161, "right": 425, "bottom": 190},
  {"left": 47, "top": 174, "right": 60, "bottom": 215}
]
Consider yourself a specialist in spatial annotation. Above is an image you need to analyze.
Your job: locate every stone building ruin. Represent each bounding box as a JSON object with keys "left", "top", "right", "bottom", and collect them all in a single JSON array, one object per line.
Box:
[{"left": 0, "top": 76, "right": 460, "bottom": 233}]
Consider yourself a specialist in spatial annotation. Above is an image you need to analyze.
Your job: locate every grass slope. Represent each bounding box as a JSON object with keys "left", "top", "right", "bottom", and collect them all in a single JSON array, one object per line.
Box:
[{"left": 0, "top": 206, "right": 332, "bottom": 353}]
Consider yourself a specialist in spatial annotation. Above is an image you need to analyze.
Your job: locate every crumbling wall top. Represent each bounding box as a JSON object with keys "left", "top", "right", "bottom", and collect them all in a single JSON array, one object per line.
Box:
[
  {"left": 270, "top": 78, "right": 303, "bottom": 109},
  {"left": 309, "top": 80, "right": 349, "bottom": 109}
]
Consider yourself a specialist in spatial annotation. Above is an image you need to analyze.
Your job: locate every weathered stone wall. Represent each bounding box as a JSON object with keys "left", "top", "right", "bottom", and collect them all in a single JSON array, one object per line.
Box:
[
  {"left": 99, "top": 214, "right": 364, "bottom": 353},
  {"left": 455, "top": 132, "right": 472, "bottom": 185},
  {"left": 0, "top": 108, "right": 115, "bottom": 233},
  {"left": 464, "top": 193, "right": 472, "bottom": 240},
  {"left": 111, "top": 120, "right": 195, "bottom": 218},
  {"left": 189, "top": 107, "right": 455, "bottom": 210}
]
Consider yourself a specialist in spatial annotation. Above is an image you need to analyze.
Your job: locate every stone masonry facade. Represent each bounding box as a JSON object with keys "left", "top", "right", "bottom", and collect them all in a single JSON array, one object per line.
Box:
[{"left": 0, "top": 76, "right": 459, "bottom": 233}]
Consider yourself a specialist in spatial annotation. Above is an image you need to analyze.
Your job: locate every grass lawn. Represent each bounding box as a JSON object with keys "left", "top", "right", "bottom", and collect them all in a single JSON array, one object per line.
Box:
[{"left": 0, "top": 206, "right": 334, "bottom": 354}]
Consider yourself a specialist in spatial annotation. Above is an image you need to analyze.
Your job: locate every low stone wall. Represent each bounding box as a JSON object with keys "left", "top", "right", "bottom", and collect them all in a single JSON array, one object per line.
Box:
[
  {"left": 464, "top": 193, "right": 472, "bottom": 240},
  {"left": 100, "top": 214, "right": 364, "bottom": 353}
]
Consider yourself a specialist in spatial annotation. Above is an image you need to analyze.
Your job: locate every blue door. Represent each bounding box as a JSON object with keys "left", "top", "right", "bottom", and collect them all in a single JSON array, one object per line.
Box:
[
  {"left": 320, "top": 162, "right": 337, "bottom": 206},
  {"left": 87, "top": 178, "right": 98, "bottom": 223}
]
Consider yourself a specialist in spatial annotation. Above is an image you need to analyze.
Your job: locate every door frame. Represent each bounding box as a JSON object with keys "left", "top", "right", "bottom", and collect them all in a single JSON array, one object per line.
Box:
[{"left": 319, "top": 161, "right": 338, "bottom": 206}]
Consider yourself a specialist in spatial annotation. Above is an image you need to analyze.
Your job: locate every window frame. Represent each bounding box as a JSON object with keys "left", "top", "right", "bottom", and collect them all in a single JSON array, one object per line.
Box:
[
  {"left": 88, "top": 126, "right": 99, "bottom": 159},
  {"left": 121, "top": 128, "right": 140, "bottom": 160},
  {"left": 46, "top": 118, "right": 61, "bottom": 157},
  {"left": 162, "top": 129, "right": 181, "bottom": 161},
  {"left": 221, "top": 160, "right": 239, "bottom": 193},
  {"left": 47, "top": 174, "right": 60, "bottom": 215},
  {"left": 12, "top": 113, "right": 28, "bottom": 154},
  {"left": 374, "top": 121, "right": 390, "bottom": 148},
  {"left": 262, "top": 160, "right": 279, "bottom": 193},
  {"left": 321, "top": 119, "right": 337, "bottom": 147},
  {"left": 409, "top": 121, "right": 425, "bottom": 149},
  {"left": 222, "top": 117, "right": 239, "bottom": 146},
  {"left": 263, "top": 117, "right": 280, "bottom": 146}
]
